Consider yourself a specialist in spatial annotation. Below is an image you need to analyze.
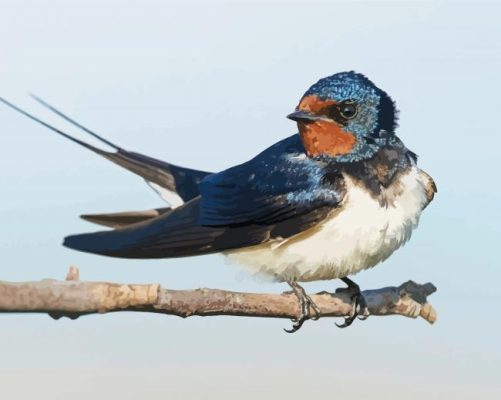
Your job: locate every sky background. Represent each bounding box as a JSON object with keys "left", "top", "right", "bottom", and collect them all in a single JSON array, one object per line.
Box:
[{"left": 0, "top": 1, "right": 500, "bottom": 399}]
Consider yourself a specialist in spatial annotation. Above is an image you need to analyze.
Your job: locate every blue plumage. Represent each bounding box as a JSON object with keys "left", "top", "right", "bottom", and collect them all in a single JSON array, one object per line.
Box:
[
  {"left": 304, "top": 71, "right": 397, "bottom": 133},
  {"left": 198, "top": 135, "right": 342, "bottom": 226}
]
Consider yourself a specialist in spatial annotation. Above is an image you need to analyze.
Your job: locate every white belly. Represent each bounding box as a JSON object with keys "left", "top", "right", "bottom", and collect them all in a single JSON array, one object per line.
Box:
[{"left": 225, "top": 167, "right": 430, "bottom": 282}]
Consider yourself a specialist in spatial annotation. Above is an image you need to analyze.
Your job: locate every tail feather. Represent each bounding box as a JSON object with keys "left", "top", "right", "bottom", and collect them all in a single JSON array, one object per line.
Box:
[
  {"left": 0, "top": 95, "right": 214, "bottom": 203},
  {"left": 29, "top": 93, "right": 122, "bottom": 150},
  {"left": 81, "top": 207, "right": 171, "bottom": 228}
]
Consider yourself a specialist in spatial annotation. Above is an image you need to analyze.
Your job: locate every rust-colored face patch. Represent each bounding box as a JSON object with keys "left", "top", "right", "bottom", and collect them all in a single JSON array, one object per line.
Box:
[
  {"left": 299, "top": 120, "right": 356, "bottom": 157},
  {"left": 298, "top": 95, "right": 337, "bottom": 115},
  {"left": 296, "top": 95, "right": 357, "bottom": 157}
]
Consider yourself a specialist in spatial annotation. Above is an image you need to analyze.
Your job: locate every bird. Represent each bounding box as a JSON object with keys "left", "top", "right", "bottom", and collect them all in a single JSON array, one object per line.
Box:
[{"left": 0, "top": 71, "right": 436, "bottom": 332}]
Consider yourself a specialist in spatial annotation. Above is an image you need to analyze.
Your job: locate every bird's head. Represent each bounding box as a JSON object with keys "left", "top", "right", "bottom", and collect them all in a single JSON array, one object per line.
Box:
[{"left": 288, "top": 71, "right": 398, "bottom": 162}]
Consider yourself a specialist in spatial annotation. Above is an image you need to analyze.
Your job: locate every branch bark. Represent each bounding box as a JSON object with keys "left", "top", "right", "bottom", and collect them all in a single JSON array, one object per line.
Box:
[{"left": 0, "top": 267, "right": 437, "bottom": 324}]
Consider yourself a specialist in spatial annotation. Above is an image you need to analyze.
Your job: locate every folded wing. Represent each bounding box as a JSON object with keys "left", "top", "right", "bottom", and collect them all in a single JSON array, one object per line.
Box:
[{"left": 63, "top": 135, "right": 345, "bottom": 259}]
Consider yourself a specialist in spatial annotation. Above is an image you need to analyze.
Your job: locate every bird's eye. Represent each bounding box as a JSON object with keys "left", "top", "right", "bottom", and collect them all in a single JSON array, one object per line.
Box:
[{"left": 339, "top": 100, "right": 358, "bottom": 119}]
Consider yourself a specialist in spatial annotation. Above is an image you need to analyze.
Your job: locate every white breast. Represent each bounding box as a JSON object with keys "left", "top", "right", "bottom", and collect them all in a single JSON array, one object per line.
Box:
[{"left": 225, "top": 166, "right": 430, "bottom": 282}]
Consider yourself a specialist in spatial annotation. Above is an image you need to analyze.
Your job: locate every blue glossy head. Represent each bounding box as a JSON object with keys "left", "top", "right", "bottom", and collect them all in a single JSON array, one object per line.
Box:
[{"left": 287, "top": 71, "right": 398, "bottom": 162}]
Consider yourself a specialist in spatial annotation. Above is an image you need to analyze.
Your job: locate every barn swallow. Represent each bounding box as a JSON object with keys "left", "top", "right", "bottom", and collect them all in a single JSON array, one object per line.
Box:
[{"left": 0, "top": 71, "right": 436, "bottom": 332}]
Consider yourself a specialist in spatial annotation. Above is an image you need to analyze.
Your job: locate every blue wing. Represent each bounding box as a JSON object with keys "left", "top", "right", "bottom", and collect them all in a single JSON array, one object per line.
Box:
[
  {"left": 198, "top": 135, "right": 343, "bottom": 225},
  {"left": 63, "top": 135, "right": 345, "bottom": 258}
]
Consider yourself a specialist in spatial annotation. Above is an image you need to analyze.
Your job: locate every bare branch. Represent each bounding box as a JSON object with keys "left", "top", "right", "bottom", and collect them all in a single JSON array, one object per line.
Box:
[{"left": 0, "top": 267, "right": 437, "bottom": 324}]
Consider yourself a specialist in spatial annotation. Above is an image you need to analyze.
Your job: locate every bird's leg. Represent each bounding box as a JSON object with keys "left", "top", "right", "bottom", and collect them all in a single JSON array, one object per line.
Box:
[
  {"left": 335, "top": 277, "right": 369, "bottom": 328},
  {"left": 284, "top": 281, "right": 321, "bottom": 333}
]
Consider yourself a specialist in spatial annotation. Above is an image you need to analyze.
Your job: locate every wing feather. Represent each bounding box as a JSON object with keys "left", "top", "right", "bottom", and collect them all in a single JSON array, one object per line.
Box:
[{"left": 63, "top": 136, "right": 344, "bottom": 259}]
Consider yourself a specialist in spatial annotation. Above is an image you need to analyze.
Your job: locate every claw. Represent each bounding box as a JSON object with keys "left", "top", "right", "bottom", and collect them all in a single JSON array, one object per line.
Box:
[
  {"left": 284, "top": 318, "right": 306, "bottom": 333},
  {"left": 284, "top": 281, "right": 321, "bottom": 333},
  {"left": 335, "top": 277, "right": 369, "bottom": 328}
]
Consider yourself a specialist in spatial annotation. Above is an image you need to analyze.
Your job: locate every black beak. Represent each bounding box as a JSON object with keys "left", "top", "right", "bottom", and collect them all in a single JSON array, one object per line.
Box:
[{"left": 286, "top": 110, "right": 321, "bottom": 123}]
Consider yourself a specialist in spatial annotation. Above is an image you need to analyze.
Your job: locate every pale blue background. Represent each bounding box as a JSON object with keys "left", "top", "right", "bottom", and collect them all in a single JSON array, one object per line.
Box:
[{"left": 0, "top": 1, "right": 499, "bottom": 399}]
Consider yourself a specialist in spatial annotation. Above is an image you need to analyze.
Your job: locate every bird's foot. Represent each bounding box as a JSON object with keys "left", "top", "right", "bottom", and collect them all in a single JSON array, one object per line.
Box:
[
  {"left": 335, "top": 277, "right": 369, "bottom": 328},
  {"left": 284, "top": 281, "right": 321, "bottom": 333}
]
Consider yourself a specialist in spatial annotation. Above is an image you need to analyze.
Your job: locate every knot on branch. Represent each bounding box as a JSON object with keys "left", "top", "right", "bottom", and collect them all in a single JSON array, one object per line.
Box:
[{"left": 398, "top": 280, "right": 437, "bottom": 304}]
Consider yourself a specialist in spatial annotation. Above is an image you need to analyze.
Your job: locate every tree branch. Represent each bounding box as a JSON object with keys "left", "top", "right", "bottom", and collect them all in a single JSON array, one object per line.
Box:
[{"left": 0, "top": 267, "right": 437, "bottom": 324}]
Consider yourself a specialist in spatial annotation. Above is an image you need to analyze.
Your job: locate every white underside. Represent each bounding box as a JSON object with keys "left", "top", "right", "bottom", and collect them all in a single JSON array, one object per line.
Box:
[{"left": 224, "top": 167, "right": 430, "bottom": 282}]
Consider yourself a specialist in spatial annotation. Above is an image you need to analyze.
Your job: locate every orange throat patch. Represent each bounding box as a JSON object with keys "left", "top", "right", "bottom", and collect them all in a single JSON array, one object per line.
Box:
[{"left": 298, "top": 120, "right": 357, "bottom": 157}]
